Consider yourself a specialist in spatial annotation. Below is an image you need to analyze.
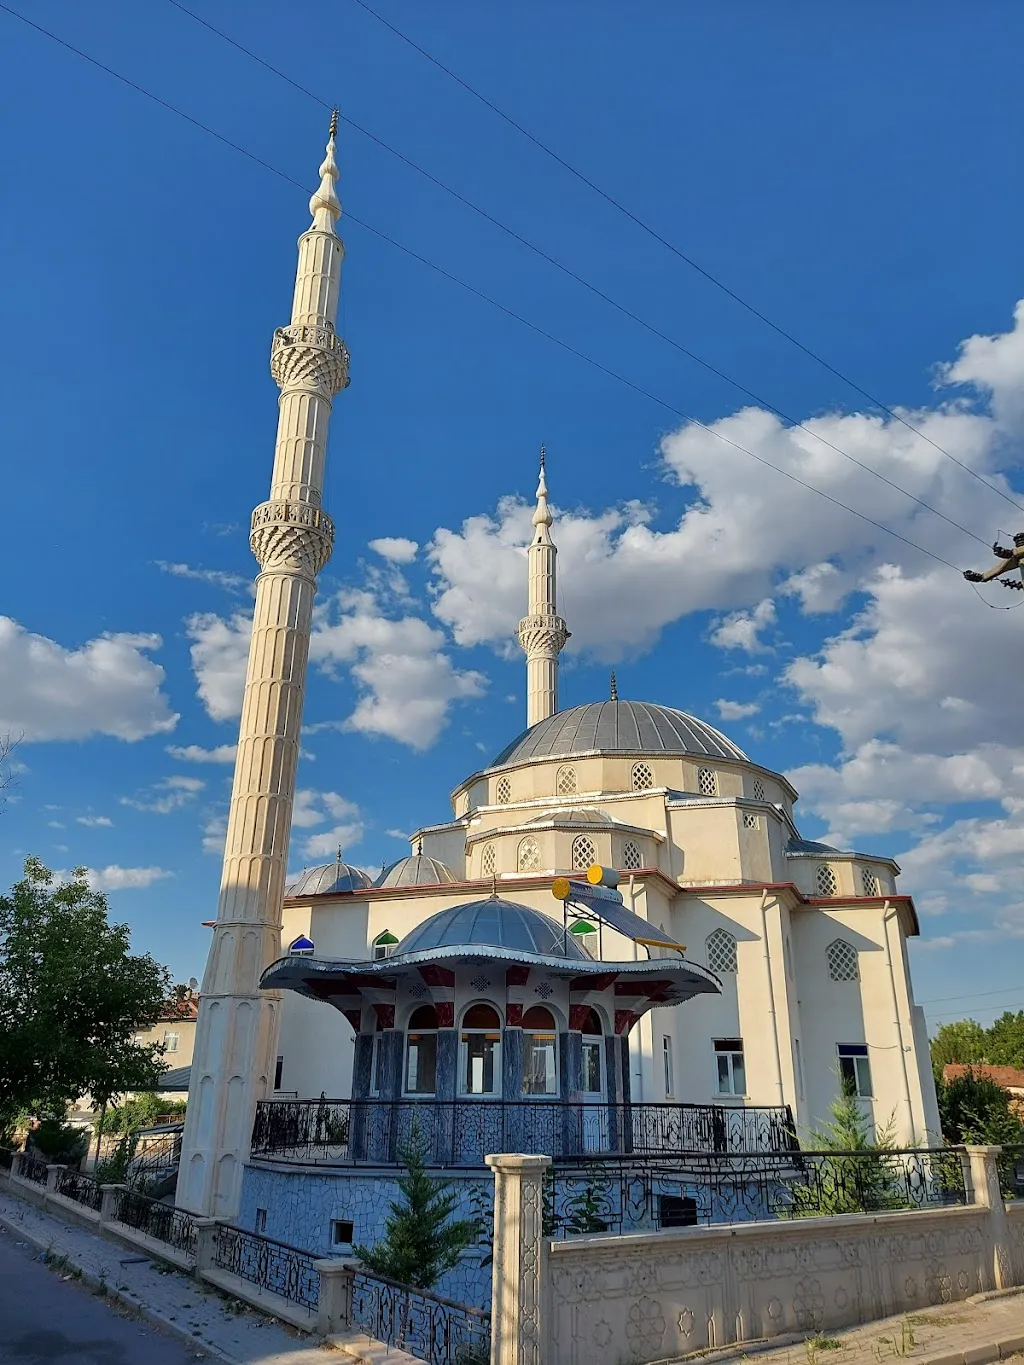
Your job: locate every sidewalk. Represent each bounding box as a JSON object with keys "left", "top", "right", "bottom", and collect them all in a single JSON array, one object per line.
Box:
[
  {"left": 662, "top": 1290, "right": 1024, "bottom": 1365},
  {"left": 0, "top": 1184, "right": 401, "bottom": 1364}
]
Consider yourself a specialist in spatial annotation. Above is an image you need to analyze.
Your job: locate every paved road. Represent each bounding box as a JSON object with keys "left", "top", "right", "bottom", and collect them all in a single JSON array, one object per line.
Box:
[{"left": 0, "top": 1227, "right": 202, "bottom": 1364}]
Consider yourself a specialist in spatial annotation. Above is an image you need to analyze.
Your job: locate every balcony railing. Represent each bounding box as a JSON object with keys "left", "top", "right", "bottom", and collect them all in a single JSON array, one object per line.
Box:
[{"left": 251, "top": 1097, "right": 798, "bottom": 1167}]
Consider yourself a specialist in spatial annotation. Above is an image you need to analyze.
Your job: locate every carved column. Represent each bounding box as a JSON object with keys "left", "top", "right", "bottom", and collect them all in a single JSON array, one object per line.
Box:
[
  {"left": 486, "top": 1153, "right": 550, "bottom": 1365},
  {"left": 962, "top": 1145, "right": 1013, "bottom": 1290}
]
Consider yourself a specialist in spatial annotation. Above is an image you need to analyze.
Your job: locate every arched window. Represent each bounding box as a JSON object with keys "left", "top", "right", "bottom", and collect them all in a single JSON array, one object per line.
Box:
[
  {"left": 481, "top": 844, "right": 496, "bottom": 878},
  {"left": 706, "top": 927, "right": 738, "bottom": 975},
  {"left": 460, "top": 1002, "right": 502, "bottom": 1096},
  {"left": 631, "top": 762, "right": 654, "bottom": 792},
  {"left": 556, "top": 765, "right": 577, "bottom": 796},
  {"left": 752, "top": 778, "right": 766, "bottom": 802},
  {"left": 580, "top": 1007, "right": 604, "bottom": 1096},
  {"left": 861, "top": 867, "right": 879, "bottom": 897},
  {"left": 815, "top": 863, "right": 839, "bottom": 897},
  {"left": 372, "top": 930, "right": 399, "bottom": 961},
  {"left": 571, "top": 834, "right": 596, "bottom": 869},
  {"left": 517, "top": 837, "right": 540, "bottom": 873},
  {"left": 621, "top": 840, "right": 642, "bottom": 871},
  {"left": 521, "top": 1005, "right": 558, "bottom": 1096},
  {"left": 405, "top": 1005, "right": 438, "bottom": 1095},
  {"left": 698, "top": 767, "right": 718, "bottom": 797},
  {"left": 826, "top": 939, "right": 859, "bottom": 982},
  {"left": 495, "top": 776, "right": 511, "bottom": 805}
]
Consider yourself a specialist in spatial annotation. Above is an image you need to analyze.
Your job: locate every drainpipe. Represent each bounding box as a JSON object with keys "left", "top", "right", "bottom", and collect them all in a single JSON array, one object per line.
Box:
[
  {"left": 760, "top": 888, "right": 786, "bottom": 1107},
  {"left": 882, "top": 900, "right": 916, "bottom": 1144}
]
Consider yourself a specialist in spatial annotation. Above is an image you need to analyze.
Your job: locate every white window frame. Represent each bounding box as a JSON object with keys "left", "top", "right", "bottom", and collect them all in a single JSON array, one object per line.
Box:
[
  {"left": 714, "top": 1038, "right": 746, "bottom": 1097},
  {"left": 837, "top": 1043, "right": 872, "bottom": 1098},
  {"left": 521, "top": 1008, "right": 558, "bottom": 1097},
  {"left": 404, "top": 1011, "right": 438, "bottom": 1097},
  {"left": 162, "top": 1031, "right": 179, "bottom": 1053},
  {"left": 458, "top": 1003, "right": 503, "bottom": 1098},
  {"left": 662, "top": 1035, "right": 674, "bottom": 1097}
]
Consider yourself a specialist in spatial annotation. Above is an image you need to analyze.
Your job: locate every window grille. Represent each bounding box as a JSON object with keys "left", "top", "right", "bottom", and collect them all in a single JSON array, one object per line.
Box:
[
  {"left": 698, "top": 767, "right": 718, "bottom": 797},
  {"left": 742, "top": 812, "right": 758, "bottom": 829},
  {"left": 517, "top": 837, "right": 540, "bottom": 873},
  {"left": 706, "top": 927, "right": 738, "bottom": 974},
  {"left": 622, "top": 840, "right": 642, "bottom": 871},
  {"left": 752, "top": 778, "right": 766, "bottom": 801},
  {"left": 481, "top": 844, "right": 496, "bottom": 878},
  {"left": 556, "top": 765, "right": 577, "bottom": 796},
  {"left": 861, "top": 867, "right": 879, "bottom": 897},
  {"left": 571, "top": 835, "right": 596, "bottom": 869},
  {"left": 495, "top": 776, "right": 511, "bottom": 805},
  {"left": 631, "top": 762, "right": 654, "bottom": 792},
  {"left": 826, "top": 938, "right": 859, "bottom": 982},
  {"left": 815, "top": 863, "right": 839, "bottom": 897}
]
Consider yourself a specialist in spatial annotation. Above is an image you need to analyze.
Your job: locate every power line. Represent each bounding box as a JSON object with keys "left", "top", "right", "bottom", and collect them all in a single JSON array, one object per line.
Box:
[
  {"left": 348, "top": 0, "right": 1024, "bottom": 522},
  {"left": 919, "top": 985, "right": 1024, "bottom": 1007},
  {"left": 0, "top": 2, "right": 967, "bottom": 575},
  {"left": 163, "top": 0, "right": 991, "bottom": 551}
]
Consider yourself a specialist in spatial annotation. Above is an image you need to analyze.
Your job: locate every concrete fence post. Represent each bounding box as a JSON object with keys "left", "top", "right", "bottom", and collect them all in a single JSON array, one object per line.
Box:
[
  {"left": 45, "top": 1164, "right": 67, "bottom": 1193},
  {"left": 98, "top": 1183, "right": 126, "bottom": 1225},
  {"left": 193, "top": 1218, "right": 220, "bottom": 1276},
  {"left": 10, "top": 1154, "right": 24, "bottom": 1181},
  {"left": 964, "top": 1145, "right": 1014, "bottom": 1290},
  {"left": 486, "top": 1153, "right": 551, "bottom": 1365},
  {"left": 313, "top": 1258, "right": 354, "bottom": 1336}
]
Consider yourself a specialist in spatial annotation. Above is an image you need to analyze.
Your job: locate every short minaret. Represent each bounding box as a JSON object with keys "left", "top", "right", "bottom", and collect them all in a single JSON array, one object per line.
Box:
[
  {"left": 517, "top": 447, "right": 569, "bottom": 727},
  {"left": 177, "top": 116, "right": 350, "bottom": 1217}
]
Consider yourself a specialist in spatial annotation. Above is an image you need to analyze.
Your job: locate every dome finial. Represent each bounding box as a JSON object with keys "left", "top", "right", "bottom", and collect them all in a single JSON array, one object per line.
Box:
[
  {"left": 309, "top": 112, "right": 342, "bottom": 234},
  {"left": 416, "top": 838, "right": 423, "bottom": 856},
  {"left": 610, "top": 671, "right": 618, "bottom": 701}
]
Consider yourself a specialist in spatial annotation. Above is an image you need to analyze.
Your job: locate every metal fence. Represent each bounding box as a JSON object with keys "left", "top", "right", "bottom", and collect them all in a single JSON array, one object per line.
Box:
[
  {"left": 251, "top": 1096, "right": 797, "bottom": 1166},
  {"left": 54, "top": 1167, "right": 103, "bottom": 1212},
  {"left": 213, "top": 1225, "right": 320, "bottom": 1317},
  {"left": 111, "top": 1187, "right": 198, "bottom": 1259},
  {"left": 546, "top": 1146, "right": 969, "bottom": 1235},
  {"left": 351, "top": 1267, "right": 491, "bottom": 1365},
  {"left": 18, "top": 1151, "right": 49, "bottom": 1186}
]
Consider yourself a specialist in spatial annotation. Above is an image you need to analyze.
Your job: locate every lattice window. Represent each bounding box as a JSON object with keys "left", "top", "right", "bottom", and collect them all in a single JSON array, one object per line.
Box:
[
  {"left": 556, "top": 765, "right": 577, "bottom": 796},
  {"left": 631, "top": 762, "right": 654, "bottom": 792},
  {"left": 698, "top": 767, "right": 718, "bottom": 797},
  {"left": 622, "top": 840, "right": 642, "bottom": 871},
  {"left": 815, "top": 863, "right": 839, "bottom": 897},
  {"left": 571, "top": 835, "right": 596, "bottom": 869},
  {"left": 827, "top": 939, "right": 859, "bottom": 982},
  {"left": 481, "top": 844, "right": 496, "bottom": 878},
  {"left": 495, "top": 776, "right": 511, "bottom": 804},
  {"left": 742, "top": 812, "right": 758, "bottom": 829},
  {"left": 706, "top": 928, "right": 738, "bottom": 975},
  {"left": 861, "top": 867, "right": 879, "bottom": 897},
  {"left": 752, "top": 778, "right": 766, "bottom": 801},
  {"left": 517, "top": 837, "right": 540, "bottom": 873}
]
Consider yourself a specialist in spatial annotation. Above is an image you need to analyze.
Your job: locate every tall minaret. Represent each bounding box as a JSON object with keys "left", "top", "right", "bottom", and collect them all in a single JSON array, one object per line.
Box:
[
  {"left": 517, "top": 447, "right": 569, "bottom": 727},
  {"left": 177, "top": 116, "right": 349, "bottom": 1217}
]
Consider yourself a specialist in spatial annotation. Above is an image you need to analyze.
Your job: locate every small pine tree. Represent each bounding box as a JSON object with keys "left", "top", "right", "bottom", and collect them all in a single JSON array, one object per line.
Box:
[
  {"left": 791, "top": 1076, "right": 898, "bottom": 1215},
  {"left": 353, "top": 1121, "right": 479, "bottom": 1290}
]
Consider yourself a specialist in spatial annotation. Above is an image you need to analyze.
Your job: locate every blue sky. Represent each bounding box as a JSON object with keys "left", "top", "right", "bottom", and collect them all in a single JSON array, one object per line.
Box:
[{"left": 2, "top": 1, "right": 1024, "bottom": 1034}]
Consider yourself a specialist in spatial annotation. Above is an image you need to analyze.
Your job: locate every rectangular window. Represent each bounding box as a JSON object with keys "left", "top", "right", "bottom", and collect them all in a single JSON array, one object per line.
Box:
[
  {"left": 522, "top": 1031, "right": 557, "bottom": 1096},
  {"left": 162, "top": 1031, "right": 179, "bottom": 1053},
  {"left": 662, "top": 1036, "right": 674, "bottom": 1097},
  {"left": 331, "top": 1219, "right": 354, "bottom": 1247},
  {"left": 405, "top": 1032, "right": 437, "bottom": 1095},
  {"left": 254, "top": 1208, "right": 267, "bottom": 1234},
  {"left": 582, "top": 1039, "right": 604, "bottom": 1095},
  {"left": 659, "top": 1194, "right": 698, "bottom": 1228},
  {"left": 274, "top": 1055, "right": 284, "bottom": 1090},
  {"left": 714, "top": 1038, "right": 746, "bottom": 1096},
  {"left": 837, "top": 1043, "right": 872, "bottom": 1097},
  {"left": 461, "top": 1031, "right": 501, "bottom": 1096}
]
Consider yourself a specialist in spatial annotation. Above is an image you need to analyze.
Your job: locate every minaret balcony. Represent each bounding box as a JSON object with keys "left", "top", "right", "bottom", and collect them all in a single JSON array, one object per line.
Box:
[{"left": 270, "top": 323, "right": 350, "bottom": 396}]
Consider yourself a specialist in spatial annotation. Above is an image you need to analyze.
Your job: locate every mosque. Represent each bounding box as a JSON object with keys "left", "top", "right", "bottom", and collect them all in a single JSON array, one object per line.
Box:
[{"left": 177, "top": 119, "right": 941, "bottom": 1271}]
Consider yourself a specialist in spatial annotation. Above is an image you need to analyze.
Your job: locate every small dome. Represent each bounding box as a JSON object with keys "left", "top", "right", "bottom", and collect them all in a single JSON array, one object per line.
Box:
[
  {"left": 397, "top": 897, "right": 587, "bottom": 959},
  {"left": 490, "top": 700, "right": 747, "bottom": 768},
  {"left": 526, "top": 806, "right": 612, "bottom": 825},
  {"left": 285, "top": 861, "right": 372, "bottom": 897},
  {"left": 374, "top": 854, "right": 459, "bottom": 889}
]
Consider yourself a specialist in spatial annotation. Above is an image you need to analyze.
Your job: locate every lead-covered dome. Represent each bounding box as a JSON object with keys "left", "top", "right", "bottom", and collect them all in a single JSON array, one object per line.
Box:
[
  {"left": 490, "top": 700, "right": 746, "bottom": 768},
  {"left": 374, "top": 854, "right": 459, "bottom": 889},
  {"left": 286, "top": 861, "right": 372, "bottom": 897},
  {"left": 397, "top": 897, "right": 586, "bottom": 959}
]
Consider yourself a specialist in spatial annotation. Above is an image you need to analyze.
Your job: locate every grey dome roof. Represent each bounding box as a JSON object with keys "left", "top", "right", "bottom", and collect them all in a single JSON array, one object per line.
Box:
[
  {"left": 286, "top": 861, "right": 372, "bottom": 897},
  {"left": 374, "top": 854, "right": 459, "bottom": 889},
  {"left": 397, "top": 897, "right": 587, "bottom": 959},
  {"left": 490, "top": 700, "right": 747, "bottom": 768}
]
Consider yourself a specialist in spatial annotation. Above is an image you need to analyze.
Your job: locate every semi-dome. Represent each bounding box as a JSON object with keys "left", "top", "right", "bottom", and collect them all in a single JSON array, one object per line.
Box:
[
  {"left": 374, "top": 854, "right": 459, "bottom": 889},
  {"left": 397, "top": 897, "right": 586, "bottom": 959},
  {"left": 490, "top": 700, "right": 747, "bottom": 768},
  {"left": 285, "top": 860, "right": 372, "bottom": 897}
]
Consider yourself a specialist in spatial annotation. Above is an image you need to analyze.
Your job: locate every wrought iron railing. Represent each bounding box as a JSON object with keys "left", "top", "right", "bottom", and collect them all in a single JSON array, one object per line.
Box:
[
  {"left": 54, "top": 1167, "right": 103, "bottom": 1212},
  {"left": 251, "top": 1097, "right": 797, "bottom": 1166},
  {"left": 18, "top": 1151, "right": 49, "bottom": 1186},
  {"left": 111, "top": 1187, "right": 198, "bottom": 1259},
  {"left": 351, "top": 1266, "right": 491, "bottom": 1365},
  {"left": 213, "top": 1225, "right": 320, "bottom": 1316},
  {"left": 546, "top": 1146, "right": 969, "bottom": 1235}
]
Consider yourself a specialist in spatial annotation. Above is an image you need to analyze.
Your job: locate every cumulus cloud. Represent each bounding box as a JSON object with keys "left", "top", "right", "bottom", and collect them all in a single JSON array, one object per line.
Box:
[
  {"left": 154, "top": 561, "right": 248, "bottom": 593},
  {"left": 122, "top": 776, "right": 205, "bottom": 815},
  {"left": 709, "top": 600, "right": 777, "bottom": 654},
  {"left": 166, "top": 744, "right": 237, "bottom": 764},
  {"left": 186, "top": 612, "right": 251, "bottom": 722},
  {"left": 76, "top": 815, "right": 113, "bottom": 828},
  {"left": 288, "top": 788, "right": 365, "bottom": 859},
  {"left": 715, "top": 699, "right": 761, "bottom": 721},
  {"left": 369, "top": 537, "right": 419, "bottom": 564},
  {"left": 202, "top": 813, "right": 227, "bottom": 857},
  {"left": 0, "top": 618, "right": 177, "bottom": 742},
  {"left": 59, "top": 865, "right": 173, "bottom": 891}
]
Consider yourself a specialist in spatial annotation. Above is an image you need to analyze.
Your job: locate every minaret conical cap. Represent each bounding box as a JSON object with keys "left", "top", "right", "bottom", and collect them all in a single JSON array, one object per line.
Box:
[
  {"left": 532, "top": 444, "right": 553, "bottom": 540},
  {"left": 309, "top": 110, "right": 342, "bottom": 234}
]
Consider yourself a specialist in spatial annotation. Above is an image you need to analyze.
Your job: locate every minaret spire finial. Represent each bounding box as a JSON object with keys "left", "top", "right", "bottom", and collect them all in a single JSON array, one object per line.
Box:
[
  {"left": 517, "top": 446, "right": 569, "bottom": 727},
  {"left": 610, "top": 671, "right": 618, "bottom": 702},
  {"left": 309, "top": 112, "right": 342, "bottom": 234},
  {"left": 329, "top": 107, "right": 339, "bottom": 139}
]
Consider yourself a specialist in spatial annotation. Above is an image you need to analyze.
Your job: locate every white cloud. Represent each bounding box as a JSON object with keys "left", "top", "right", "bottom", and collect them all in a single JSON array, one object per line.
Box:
[
  {"left": 166, "top": 743, "right": 237, "bottom": 764},
  {"left": 122, "top": 775, "right": 205, "bottom": 815},
  {"left": 303, "top": 822, "right": 365, "bottom": 859},
  {"left": 369, "top": 537, "right": 419, "bottom": 564},
  {"left": 154, "top": 561, "right": 248, "bottom": 593},
  {"left": 709, "top": 600, "right": 777, "bottom": 654},
  {"left": 780, "top": 562, "right": 854, "bottom": 614},
  {"left": 76, "top": 815, "right": 113, "bottom": 828},
  {"left": 186, "top": 612, "right": 251, "bottom": 722},
  {"left": 202, "top": 813, "right": 227, "bottom": 857},
  {"left": 289, "top": 789, "right": 365, "bottom": 859},
  {"left": 59, "top": 865, "right": 173, "bottom": 891},
  {"left": 941, "top": 298, "right": 1024, "bottom": 427},
  {"left": 0, "top": 618, "right": 176, "bottom": 742},
  {"left": 715, "top": 699, "right": 761, "bottom": 721}
]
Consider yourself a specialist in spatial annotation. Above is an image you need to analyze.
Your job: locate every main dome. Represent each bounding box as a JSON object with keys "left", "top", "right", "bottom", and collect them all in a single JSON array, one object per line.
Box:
[
  {"left": 397, "top": 897, "right": 586, "bottom": 960},
  {"left": 489, "top": 700, "right": 747, "bottom": 768}
]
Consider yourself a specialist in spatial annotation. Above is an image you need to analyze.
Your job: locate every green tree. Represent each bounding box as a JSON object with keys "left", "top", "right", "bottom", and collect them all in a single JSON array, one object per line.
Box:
[
  {"left": 354, "top": 1122, "right": 479, "bottom": 1290},
  {"left": 0, "top": 858, "right": 171, "bottom": 1135},
  {"left": 791, "top": 1080, "right": 899, "bottom": 1215},
  {"left": 930, "top": 1019, "right": 989, "bottom": 1076},
  {"left": 985, "top": 1012, "right": 1024, "bottom": 1069},
  {"left": 937, "top": 1069, "right": 1023, "bottom": 1146}
]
